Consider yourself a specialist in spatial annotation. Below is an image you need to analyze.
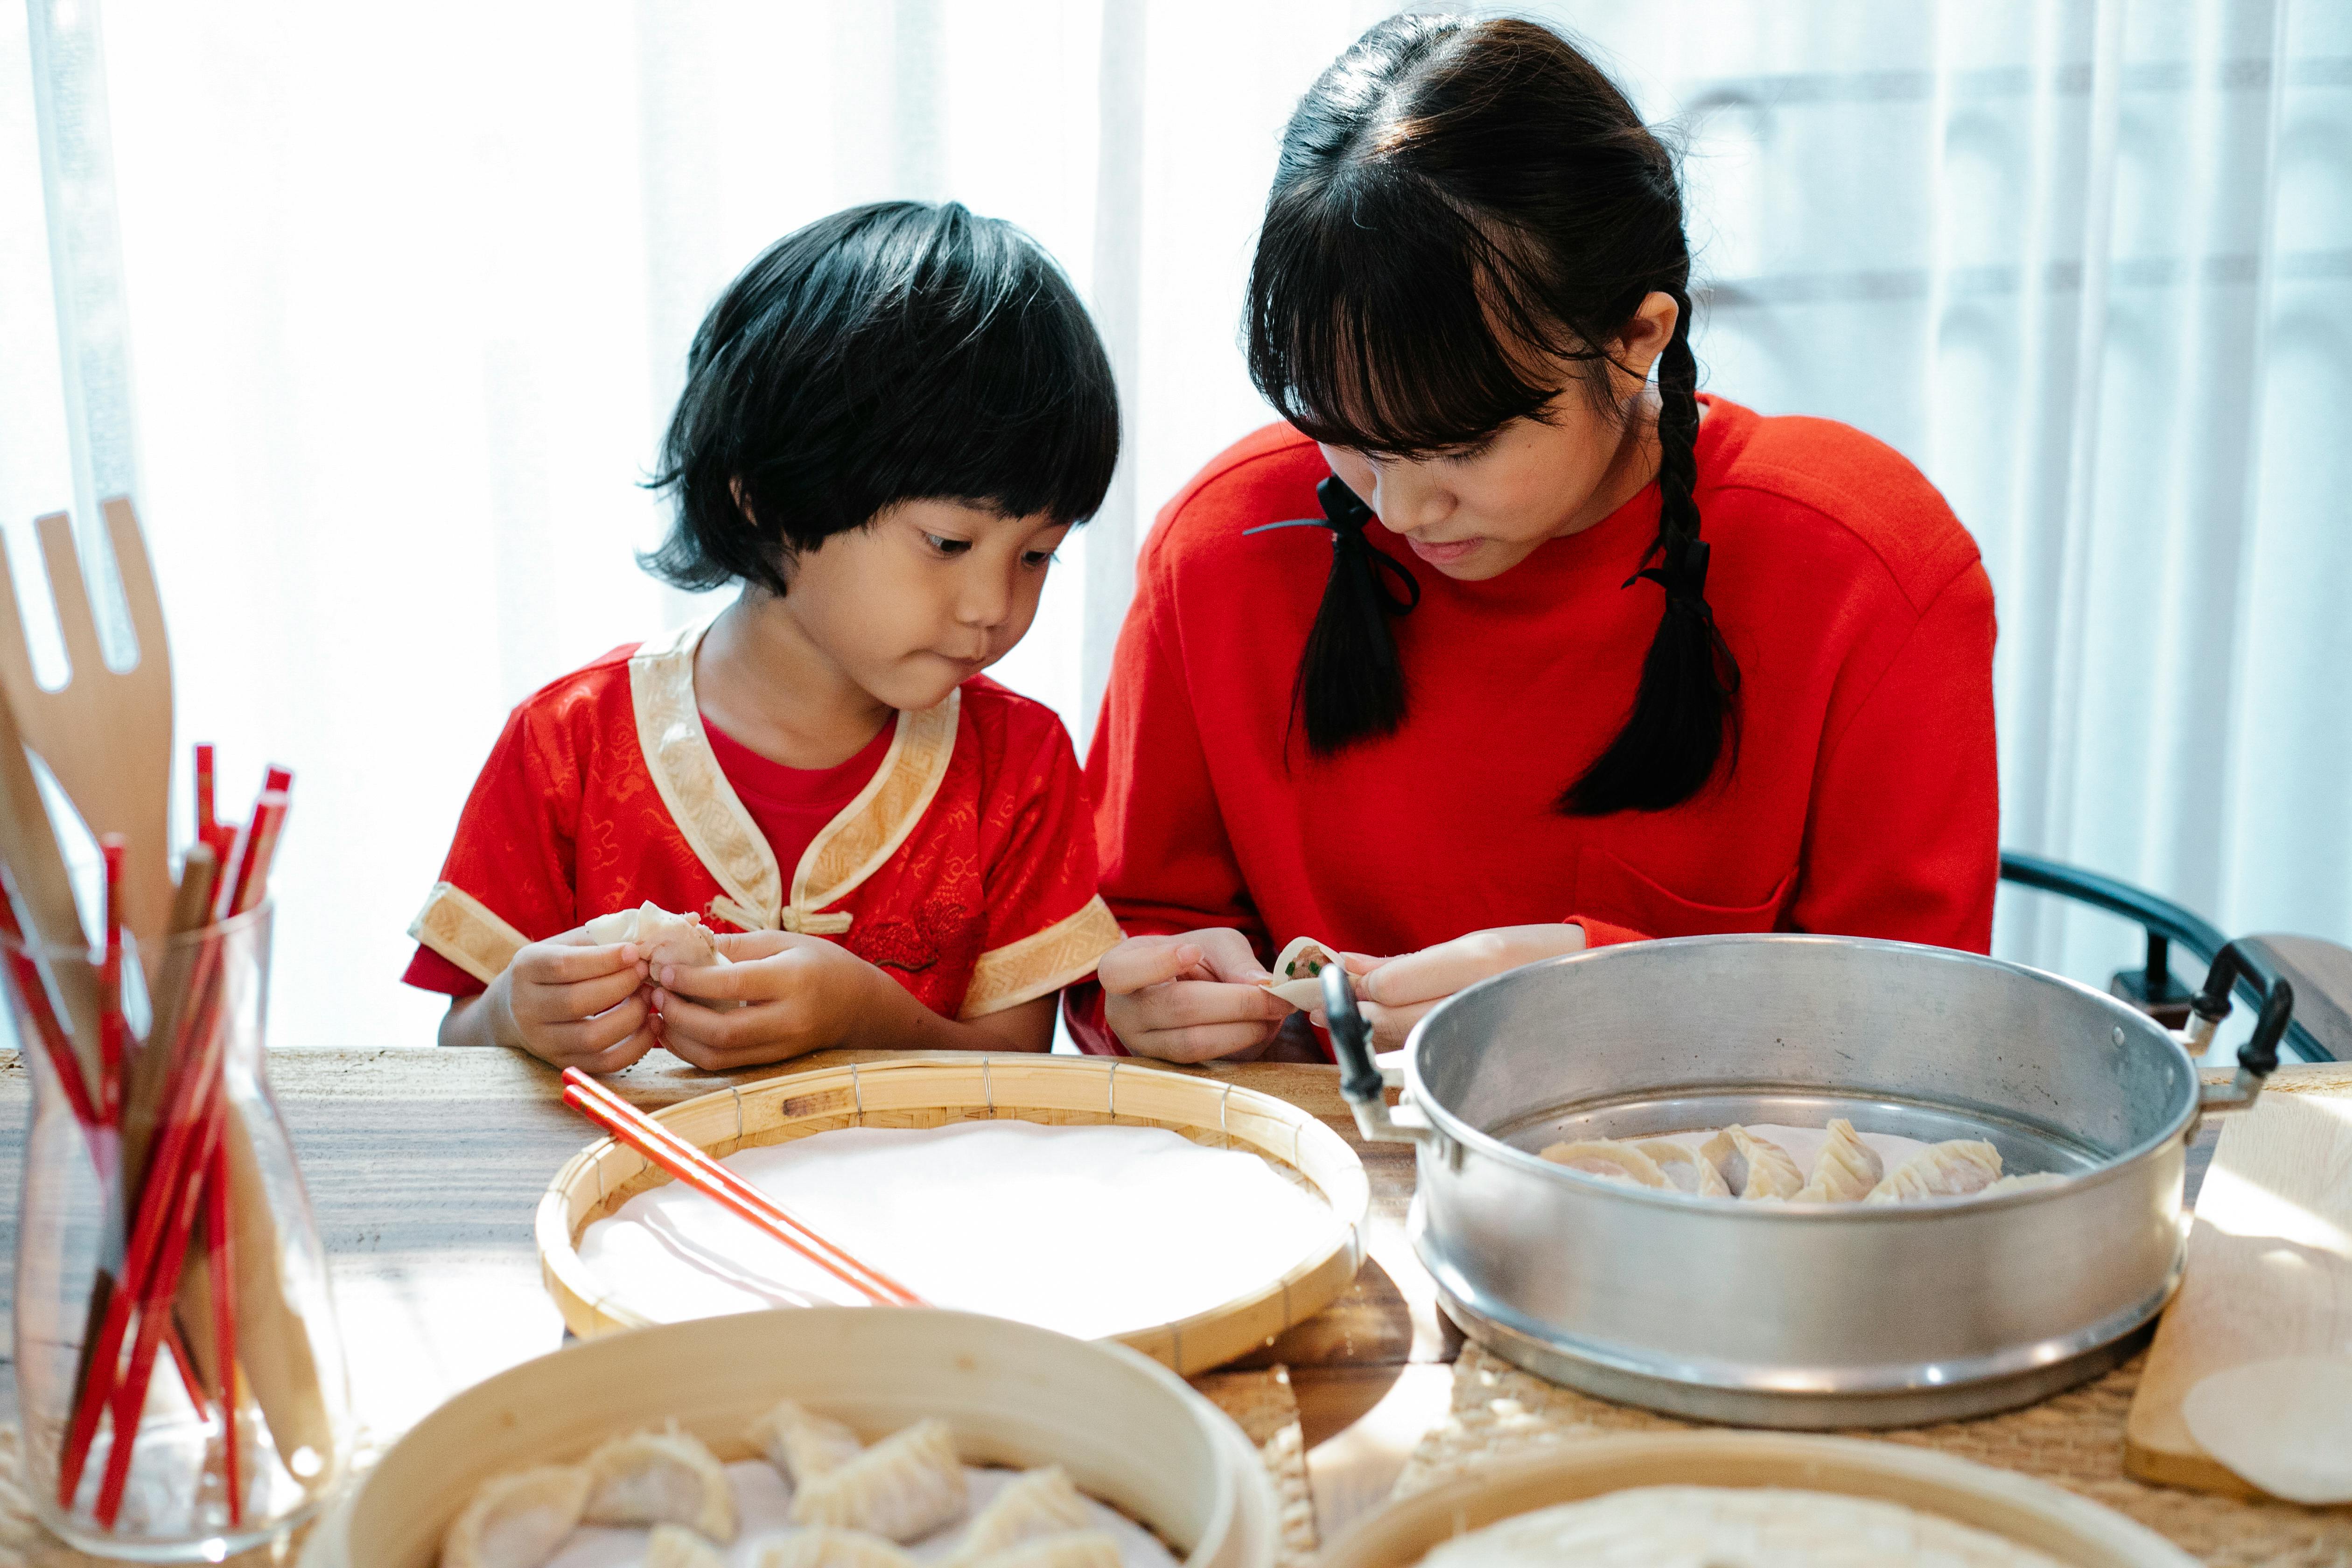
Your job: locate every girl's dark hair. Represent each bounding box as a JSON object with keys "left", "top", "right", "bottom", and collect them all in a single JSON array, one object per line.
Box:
[
  {"left": 647, "top": 201, "right": 1119, "bottom": 595},
  {"left": 1246, "top": 15, "right": 1738, "bottom": 814}
]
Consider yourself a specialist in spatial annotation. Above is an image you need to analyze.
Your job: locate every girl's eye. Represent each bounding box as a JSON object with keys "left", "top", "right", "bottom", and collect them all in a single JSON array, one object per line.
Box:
[
  {"left": 924, "top": 533, "right": 972, "bottom": 557},
  {"left": 1442, "top": 436, "right": 1497, "bottom": 463}
]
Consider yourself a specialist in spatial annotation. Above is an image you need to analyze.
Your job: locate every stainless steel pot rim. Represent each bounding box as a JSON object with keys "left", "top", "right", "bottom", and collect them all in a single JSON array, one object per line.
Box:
[
  {"left": 1400, "top": 933, "right": 2201, "bottom": 1217},
  {"left": 1414, "top": 1218, "right": 2184, "bottom": 1397}
]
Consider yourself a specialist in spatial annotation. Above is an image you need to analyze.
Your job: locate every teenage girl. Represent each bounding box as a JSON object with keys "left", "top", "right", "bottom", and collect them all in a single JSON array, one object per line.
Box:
[
  {"left": 1072, "top": 16, "right": 1998, "bottom": 1061},
  {"left": 407, "top": 203, "right": 1124, "bottom": 1070}
]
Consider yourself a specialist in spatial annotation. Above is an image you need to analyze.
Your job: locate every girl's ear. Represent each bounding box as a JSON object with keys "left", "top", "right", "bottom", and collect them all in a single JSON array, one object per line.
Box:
[
  {"left": 1613, "top": 290, "right": 1682, "bottom": 386},
  {"left": 728, "top": 476, "right": 756, "bottom": 525}
]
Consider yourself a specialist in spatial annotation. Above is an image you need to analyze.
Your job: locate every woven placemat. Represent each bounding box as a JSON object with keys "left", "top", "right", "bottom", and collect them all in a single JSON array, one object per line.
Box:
[
  {"left": 1194, "top": 1365, "right": 1319, "bottom": 1568},
  {"left": 1393, "top": 1344, "right": 2352, "bottom": 1567}
]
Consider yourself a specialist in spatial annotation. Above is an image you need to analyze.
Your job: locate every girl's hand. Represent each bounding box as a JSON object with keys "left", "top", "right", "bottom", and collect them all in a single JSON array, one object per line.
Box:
[
  {"left": 487, "top": 930, "right": 654, "bottom": 1072},
  {"left": 648, "top": 930, "right": 889, "bottom": 1071},
  {"left": 1099, "top": 929, "right": 1294, "bottom": 1064},
  {"left": 1316, "top": 923, "right": 1588, "bottom": 1051}
]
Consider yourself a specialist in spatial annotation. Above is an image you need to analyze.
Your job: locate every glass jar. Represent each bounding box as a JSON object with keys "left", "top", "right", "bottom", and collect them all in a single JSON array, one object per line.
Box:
[{"left": 7, "top": 903, "right": 351, "bottom": 1559}]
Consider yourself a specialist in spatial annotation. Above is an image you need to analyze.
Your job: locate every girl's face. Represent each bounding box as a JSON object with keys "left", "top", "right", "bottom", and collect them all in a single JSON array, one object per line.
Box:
[
  {"left": 784, "top": 500, "right": 1069, "bottom": 711},
  {"left": 1318, "top": 291, "right": 1680, "bottom": 582}
]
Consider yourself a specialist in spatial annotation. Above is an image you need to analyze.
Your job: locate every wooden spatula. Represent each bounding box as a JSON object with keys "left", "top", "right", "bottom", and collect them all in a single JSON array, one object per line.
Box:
[
  {"left": 0, "top": 499, "right": 175, "bottom": 985},
  {"left": 0, "top": 670, "right": 99, "bottom": 1094}
]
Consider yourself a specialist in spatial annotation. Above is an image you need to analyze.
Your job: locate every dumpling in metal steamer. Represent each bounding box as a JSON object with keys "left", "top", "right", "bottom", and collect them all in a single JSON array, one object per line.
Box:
[
  {"left": 439, "top": 1464, "right": 590, "bottom": 1568},
  {"left": 1633, "top": 1138, "right": 1731, "bottom": 1197},
  {"left": 1867, "top": 1139, "right": 2004, "bottom": 1202},
  {"left": 961, "top": 1533, "right": 1126, "bottom": 1568},
  {"left": 646, "top": 1523, "right": 728, "bottom": 1568},
  {"left": 748, "top": 1396, "right": 864, "bottom": 1484},
  {"left": 754, "top": 1529, "right": 921, "bottom": 1568},
  {"left": 1699, "top": 1126, "right": 1804, "bottom": 1200},
  {"left": 1794, "top": 1118, "right": 1883, "bottom": 1204},
  {"left": 789, "top": 1416, "right": 969, "bottom": 1542},
  {"left": 580, "top": 1428, "right": 737, "bottom": 1540},
  {"left": 1536, "top": 1140, "right": 1670, "bottom": 1188},
  {"left": 948, "top": 1467, "right": 1093, "bottom": 1563}
]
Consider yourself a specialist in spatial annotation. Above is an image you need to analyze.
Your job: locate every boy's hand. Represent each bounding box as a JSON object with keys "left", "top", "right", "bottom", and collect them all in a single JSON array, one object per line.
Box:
[
  {"left": 649, "top": 931, "right": 887, "bottom": 1071},
  {"left": 488, "top": 929, "right": 655, "bottom": 1072}
]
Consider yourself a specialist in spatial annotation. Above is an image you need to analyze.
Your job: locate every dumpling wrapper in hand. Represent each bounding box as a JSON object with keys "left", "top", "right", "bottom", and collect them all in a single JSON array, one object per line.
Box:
[
  {"left": 584, "top": 901, "right": 730, "bottom": 971},
  {"left": 2182, "top": 1355, "right": 2352, "bottom": 1504},
  {"left": 1794, "top": 1118, "right": 1883, "bottom": 1203},
  {"left": 439, "top": 1464, "right": 590, "bottom": 1568},
  {"left": 1260, "top": 935, "right": 1342, "bottom": 1010},
  {"left": 1700, "top": 1126, "right": 1805, "bottom": 1200},
  {"left": 1538, "top": 1140, "right": 1669, "bottom": 1189},
  {"left": 1866, "top": 1139, "right": 2002, "bottom": 1203}
]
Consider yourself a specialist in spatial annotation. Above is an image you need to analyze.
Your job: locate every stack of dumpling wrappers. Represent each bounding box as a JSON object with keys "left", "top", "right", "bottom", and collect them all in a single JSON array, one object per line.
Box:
[{"left": 441, "top": 1400, "right": 1134, "bottom": 1568}]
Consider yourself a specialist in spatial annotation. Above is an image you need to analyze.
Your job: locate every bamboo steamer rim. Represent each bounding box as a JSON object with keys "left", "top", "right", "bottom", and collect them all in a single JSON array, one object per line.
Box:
[
  {"left": 536, "top": 1054, "right": 1371, "bottom": 1376},
  {"left": 1319, "top": 1432, "right": 2201, "bottom": 1568}
]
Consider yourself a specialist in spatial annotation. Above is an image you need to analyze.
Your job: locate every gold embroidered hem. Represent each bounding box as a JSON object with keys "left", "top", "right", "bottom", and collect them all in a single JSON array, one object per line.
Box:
[
  {"left": 408, "top": 882, "right": 530, "bottom": 984},
  {"left": 958, "top": 895, "right": 1123, "bottom": 1018}
]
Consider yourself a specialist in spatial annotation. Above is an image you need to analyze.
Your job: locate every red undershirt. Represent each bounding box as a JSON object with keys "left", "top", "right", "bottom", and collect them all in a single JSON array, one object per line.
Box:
[{"left": 404, "top": 715, "right": 892, "bottom": 995}]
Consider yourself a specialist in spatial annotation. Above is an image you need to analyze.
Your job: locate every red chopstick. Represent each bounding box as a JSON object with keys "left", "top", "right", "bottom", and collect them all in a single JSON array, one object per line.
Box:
[
  {"left": 0, "top": 882, "right": 98, "bottom": 1126},
  {"left": 560, "top": 1069, "right": 923, "bottom": 1307},
  {"left": 99, "top": 836, "right": 125, "bottom": 1122}
]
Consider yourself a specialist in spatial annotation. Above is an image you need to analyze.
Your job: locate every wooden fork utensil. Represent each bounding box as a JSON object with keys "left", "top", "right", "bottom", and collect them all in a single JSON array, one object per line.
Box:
[{"left": 0, "top": 499, "right": 175, "bottom": 985}]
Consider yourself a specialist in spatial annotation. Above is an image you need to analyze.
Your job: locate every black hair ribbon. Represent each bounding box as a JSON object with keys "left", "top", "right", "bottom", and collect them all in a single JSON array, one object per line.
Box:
[
  {"left": 1244, "top": 475, "right": 1421, "bottom": 613},
  {"left": 1625, "top": 535, "right": 1712, "bottom": 613}
]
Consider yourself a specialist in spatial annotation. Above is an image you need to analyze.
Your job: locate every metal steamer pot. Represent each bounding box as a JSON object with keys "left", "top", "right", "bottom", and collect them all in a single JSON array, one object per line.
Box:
[{"left": 1322, "top": 935, "right": 2294, "bottom": 1428}]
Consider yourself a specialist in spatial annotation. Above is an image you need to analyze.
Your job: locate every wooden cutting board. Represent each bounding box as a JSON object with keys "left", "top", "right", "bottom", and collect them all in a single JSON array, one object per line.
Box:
[{"left": 2125, "top": 1087, "right": 2352, "bottom": 1497}]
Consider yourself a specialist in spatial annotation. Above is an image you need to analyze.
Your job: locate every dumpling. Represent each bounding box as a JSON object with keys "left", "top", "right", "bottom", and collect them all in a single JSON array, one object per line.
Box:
[
  {"left": 440, "top": 1464, "right": 590, "bottom": 1568},
  {"left": 1699, "top": 1127, "right": 1804, "bottom": 1200},
  {"left": 1537, "top": 1140, "right": 1669, "bottom": 1189},
  {"left": 962, "top": 1534, "right": 1124, "bottom": 1568},
  {"left": 1867, "top": 1140, "right": 2003, "bottom": 1203},
  {"left": 949, "top": 1468, "right": 1093, "bottom": 1564},
  {"left": 584, "top": 902, "right": 728, "bottom": 970},
  {"left": 581, "top": 1428, "right": 736, "bottom": 1541},
  {"left": 646, "top": 1523, "right": 729, "bottom": 1568},
  {"left": 749, "top": 1397, "right": 864, "bottom": 1484},
  {"left": 1261, "top": 935, "right": 1342, "bottom": 1009},
  {"left": 1632, "top": 1139, "right": 1731, "bottom": 1197},
  {"left": 789, "top": 1417, "right": 968, "bottom": 1542},
  {"left": 1794, "top": 1119, "right": 1883, "bottom": 1204},
  {"left": 1979, "top": 1171, "right": 2065, "bottom": 1197},
  {"left": 753, "top": 1529, "right": 921, "bottom": 1568}
]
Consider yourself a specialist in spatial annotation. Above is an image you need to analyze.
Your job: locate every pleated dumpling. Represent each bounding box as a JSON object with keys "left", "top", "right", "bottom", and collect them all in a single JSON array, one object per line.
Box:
[
  {"left": 646, "top": 1523, "right": 729, "bottom": 1568},
  {"left": 1794, "top": 1119, "right": 1883, "bottom": 1204},
  {"left": 1699, "top": 1127, "right": 1804, "bottom": 1200},
  {"left": 584, "top": 902, "right": 728, "bottom": 970},
  {"left": 949, "top": 1468, "right": 1093, "bottom": 1564},
  {"left": 789, "top": 1416, "right": 968, "bottom": 1542},
  {"left": 1537, "top": 1140, "right": 1669, "bottom": 1188},
  {"left": 962, "top": 1533, "right": 1125, "bottom": 1568},
  {"left": 440, "top": 1464, "right": 590, "bottom": 1568},
  {"left": 1633, "top": 1139, "right": 1731, "bottom": 1197},
  {"left": 1980, "top": 1171, "right": 2065, "bottom": 1197},
  {"left": 581, "top": 1428, "right": 737, "bottom": 1540},
  {"left": 749, "top": 1397, "right": 865, "bottom": 1484},
  {"left": 1867, "top": 1139, "right": 2003, "bottom": 1203},
  {"left": 754, "top": 1528, "right": 922, "bottom": 1568}
]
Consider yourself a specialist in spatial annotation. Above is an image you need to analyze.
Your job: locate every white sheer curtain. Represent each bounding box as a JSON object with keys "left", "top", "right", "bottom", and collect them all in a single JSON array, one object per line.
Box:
[{"left": 2, "top": 0, "right": 2345, "bottom": 1053}]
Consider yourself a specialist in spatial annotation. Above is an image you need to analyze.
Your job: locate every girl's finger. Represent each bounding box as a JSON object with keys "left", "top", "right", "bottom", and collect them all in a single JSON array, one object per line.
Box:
[
  {"left": 1353, "top": 939, "right": 1498, "bottom": 1008},
  {"left": 1131, "top": 1020, "right": 1281, "bottom": 1064},
  {"left": 1096, "top": 939, "right": 1205, "bottom": 995},
  {"left": 1190, "top": 929, "right": 1274, "bottom": 984},
  {"left": 1131, "top": 977, "right": 1290, "bottom": 1030}
]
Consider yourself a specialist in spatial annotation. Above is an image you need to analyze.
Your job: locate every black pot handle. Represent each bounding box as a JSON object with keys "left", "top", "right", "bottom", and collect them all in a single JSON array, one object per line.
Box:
[
  {"left": 2190, "top": 940, "right": 2293, "bottom": 1109},
  {"left": 1322, "top": 963, "right": 1384, "bottom": 1106}
]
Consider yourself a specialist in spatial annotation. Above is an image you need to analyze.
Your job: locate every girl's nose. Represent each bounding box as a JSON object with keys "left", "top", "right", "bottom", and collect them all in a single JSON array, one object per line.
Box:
[{"left": 1373, "top": 466, "right": 1453, "bottom": 533}]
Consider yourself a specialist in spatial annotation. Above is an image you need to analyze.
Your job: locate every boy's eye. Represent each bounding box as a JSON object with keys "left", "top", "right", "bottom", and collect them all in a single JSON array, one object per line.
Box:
[
  {"left": 924, "top": 533, "right": 973, "bottom": 557},
  {"left": 1021, "top": 549, "right": 1059, "bottom": 569}
]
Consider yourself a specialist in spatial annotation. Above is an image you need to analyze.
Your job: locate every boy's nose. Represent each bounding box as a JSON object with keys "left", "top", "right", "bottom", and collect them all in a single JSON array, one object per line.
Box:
[{"left": 955, "top": 569, "right": 1015, "bottom": 629}]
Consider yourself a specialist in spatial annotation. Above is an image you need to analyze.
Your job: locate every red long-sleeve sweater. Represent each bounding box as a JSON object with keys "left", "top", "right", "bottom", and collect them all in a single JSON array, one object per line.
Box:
[{"left": 1067, "top": 396, "right": 1998, "bottom": 1054}]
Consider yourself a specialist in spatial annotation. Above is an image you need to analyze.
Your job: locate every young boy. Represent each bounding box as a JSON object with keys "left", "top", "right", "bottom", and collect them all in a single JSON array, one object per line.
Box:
[{"left": 404, "top": 202, "right": 1121, "bottom": 1071}]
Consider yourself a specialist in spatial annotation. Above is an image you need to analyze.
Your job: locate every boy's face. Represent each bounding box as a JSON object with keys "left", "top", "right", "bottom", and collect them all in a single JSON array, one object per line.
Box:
[{"left": 783, "top": 500, "right": 1071, "bottom": 711}]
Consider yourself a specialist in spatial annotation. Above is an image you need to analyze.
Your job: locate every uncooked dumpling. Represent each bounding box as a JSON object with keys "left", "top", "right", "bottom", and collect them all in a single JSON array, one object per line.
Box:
[
  {"left": 1867, "top": 1140, "right": 2003, "bottom": 1203},
  {"left": 749, "top": 1396, "right": 864, "bottom": 1484},
  {"left": 439, "top": 1464, "right": 590, "bottom": 1568},
  {"left": 581, "top": 1428, "right": 736, "bottom": 1540},
  {"left": 1795, "top": 1118, "right": 1883, "bottom": 1204},
  {"left": 1633, "top": 1138, "right": 1731, "bottom": 1197},
  {"left": 789, "top": 1416, "right": 968, "bottom": 1542},
  {"left": 754, "top": 1529, "right": 921, "bottom": 1568},
  {"left": 1261, "top": 935, "right": 1341, "bottom": 1009},
  {"left": 949, "top": 1467, "right": 1093, "bottom": 1563},
  {"left": 961, "top": 1533, "right": 1125, "bottom": 1568},
  {"left": 1979, "top": 1172, "right": 2066, "bottom": 1197},
  {"left": 1700, "top": 1126, "right": 1804, "bottom": 1200},
  {"left": 585, "top": 901, "right": 728, "bottom": 970},
  {"left": 646, "top": 1523, "right": 728, "bottom": 1568},
  {"left": 1537, "top": 1140, "right": 1669, "bottom": 1189}
]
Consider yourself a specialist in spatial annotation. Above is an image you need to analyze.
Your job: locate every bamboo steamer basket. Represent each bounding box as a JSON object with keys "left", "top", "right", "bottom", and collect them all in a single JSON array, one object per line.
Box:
[
  {"left": 535, "top": 1055, "right": 1370, "bottom": 1375},
  {"left": 1321, "top": 1432, "right": 2198, "bottom": 1568},
  {"left": 300, "top": 1305, "right": 1278, "bottom": 1568}
]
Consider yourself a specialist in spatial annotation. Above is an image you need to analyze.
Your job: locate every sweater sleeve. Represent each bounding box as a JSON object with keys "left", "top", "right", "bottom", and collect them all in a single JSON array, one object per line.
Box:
[{"left": 1789, "top": 562, "right": 2000, "bottom": 951}]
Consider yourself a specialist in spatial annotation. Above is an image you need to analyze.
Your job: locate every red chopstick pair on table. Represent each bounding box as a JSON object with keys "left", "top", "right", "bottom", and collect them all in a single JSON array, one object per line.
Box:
[{"left": 560, "top": 1068, "right": 925, "bottom": 1308}]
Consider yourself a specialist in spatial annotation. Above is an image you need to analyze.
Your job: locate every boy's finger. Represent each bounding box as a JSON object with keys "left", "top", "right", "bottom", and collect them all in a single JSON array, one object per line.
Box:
[
  {"left": 653, "top": 990, "right": 758, "bottom": 1054},
  {"left": 543, "top": 993, "right": 649, "bottom": 1056},
  {"left": 658, "top": 959, "right": 763, "bottom": 1004},
  {"left": 711, "top": 930, "right": 799, "bottom": 963},
  {"left": 571, "top": 1028, "right": 657, "bottom": 1076},
  {"left": 519, "top": 941, "right": 638, "bottom": 983},
  {"left": 526, "top": 966, "right": 644, "bottom": 1023},
  {"left": 1096, "top": 939, "right": 1202, "bottom": 995}
]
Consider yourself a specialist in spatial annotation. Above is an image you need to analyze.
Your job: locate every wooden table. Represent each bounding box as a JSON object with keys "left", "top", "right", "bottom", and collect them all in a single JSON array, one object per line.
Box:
[{"left": 1, "top": 1049, "right": 2346, "bottom": 1560}]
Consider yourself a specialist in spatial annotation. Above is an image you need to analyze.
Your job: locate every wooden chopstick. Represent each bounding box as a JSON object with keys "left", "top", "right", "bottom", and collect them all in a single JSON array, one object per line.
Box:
[
  {"left": 204, "top": 1136, "right": 241, "bottom": 1527},
  {"left": 560, "top": 1070, "right": 924, "bottom": 1308}
]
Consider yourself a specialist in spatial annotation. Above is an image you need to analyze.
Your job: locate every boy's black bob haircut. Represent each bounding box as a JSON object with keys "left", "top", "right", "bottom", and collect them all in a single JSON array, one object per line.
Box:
[{"left": 645, "top": 201, "right": 1119, "bottom": 596}]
